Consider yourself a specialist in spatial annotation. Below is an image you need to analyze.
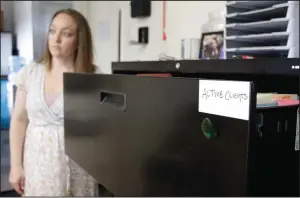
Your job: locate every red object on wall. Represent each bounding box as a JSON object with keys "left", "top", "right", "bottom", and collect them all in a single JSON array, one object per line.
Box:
[
  {"left": 136, "top": 73, "right": 172, "bottom": 77},
  {"left": 162, "top": 0, "right": 167, "bottom": 41}
]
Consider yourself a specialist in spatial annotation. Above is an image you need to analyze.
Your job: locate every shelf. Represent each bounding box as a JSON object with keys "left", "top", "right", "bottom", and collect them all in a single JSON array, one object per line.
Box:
[
  {"left": 112, "top": 59, "right": 300, "bottom": 76},
  {"left": 226, "top": 1, "right": 285, "bottom": 10},
  {"left": 226, "top": 46, "right": 290, "bottom": 52},
  {"left": 225, "top": 1, "right": 299, "bottom": 58},
  {"left": 226, "top": 3, "right": 288, "bottom": 22},
  {"left": 226, "top": 18, "right": 289, "bottom": 33},
  {"left": 226, "top": 32, "right": 289, "bottom": 43},
  {"left": 226, "top": 47, "right": 291, "bottom": 59},
  {"left": 0, "top": 75, "right": 8, "bottom": 80},
  {"left": 0, "top": 31, "right": 13, "bottom": 34}
]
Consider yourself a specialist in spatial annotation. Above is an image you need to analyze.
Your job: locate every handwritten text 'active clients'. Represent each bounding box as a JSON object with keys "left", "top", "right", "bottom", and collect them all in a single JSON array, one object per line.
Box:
[{"left": 201, "top": 88, "right": 249, "bottom": 102}]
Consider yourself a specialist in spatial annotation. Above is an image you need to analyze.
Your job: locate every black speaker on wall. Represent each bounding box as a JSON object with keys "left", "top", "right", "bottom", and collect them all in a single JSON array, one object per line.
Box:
[{"left": 130, "top": 0, "right": 151, "bottom": 18}]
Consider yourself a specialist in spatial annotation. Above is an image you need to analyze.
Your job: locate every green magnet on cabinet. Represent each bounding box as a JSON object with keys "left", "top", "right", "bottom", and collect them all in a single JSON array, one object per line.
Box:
[{"left": 201, "top": 118, "right": 218, "bottom": 139}]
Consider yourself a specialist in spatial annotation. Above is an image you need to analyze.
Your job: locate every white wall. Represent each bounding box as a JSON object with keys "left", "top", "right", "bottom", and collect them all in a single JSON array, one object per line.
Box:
[
  {"left": 7, "top": 1, "right": 226, "bottom": 73},
  {"left": 87, "top": 1, "right": 226, "bottom": 74}
]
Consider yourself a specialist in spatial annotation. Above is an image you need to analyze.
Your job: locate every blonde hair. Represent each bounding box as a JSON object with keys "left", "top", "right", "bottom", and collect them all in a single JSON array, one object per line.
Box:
[{"left": 39, "top": 9, "right": 95, "bottom": 73}]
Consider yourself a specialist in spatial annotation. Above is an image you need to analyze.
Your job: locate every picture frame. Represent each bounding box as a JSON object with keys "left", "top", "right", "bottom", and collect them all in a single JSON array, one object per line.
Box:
[{"left": 199, "top": 31, "right": 225, "bottom": 60}]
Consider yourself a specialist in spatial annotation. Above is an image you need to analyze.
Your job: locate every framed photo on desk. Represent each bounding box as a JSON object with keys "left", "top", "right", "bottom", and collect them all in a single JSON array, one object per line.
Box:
[{"left": 199, "top": 31, "right": 225, "bottom": 60}]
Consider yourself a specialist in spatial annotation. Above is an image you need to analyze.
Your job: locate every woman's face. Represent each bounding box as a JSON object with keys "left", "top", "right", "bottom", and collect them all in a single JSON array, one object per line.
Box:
[
  {"left": 48, "top": 13, "right": 78, "bottom": 59},
  {"left": 211, "top": 39, "right": 218, "bottom": 49}
]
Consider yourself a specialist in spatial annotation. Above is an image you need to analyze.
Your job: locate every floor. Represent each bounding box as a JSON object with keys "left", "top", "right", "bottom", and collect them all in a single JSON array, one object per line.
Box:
[
  {"left": 1, "top": 130, "right": 12, "bottom": 192},
  {"left": 0, "top": 190, "right": 19, "bottom": 197}
]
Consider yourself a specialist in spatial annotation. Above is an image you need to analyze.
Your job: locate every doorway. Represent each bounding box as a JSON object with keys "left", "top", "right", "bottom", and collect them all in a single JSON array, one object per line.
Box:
[{"left": 32, "top": 1, "right": 73, "bottom": 61}]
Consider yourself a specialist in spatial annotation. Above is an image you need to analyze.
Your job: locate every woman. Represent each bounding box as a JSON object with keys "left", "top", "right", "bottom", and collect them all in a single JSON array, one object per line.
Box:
[
  {"left": 9, "top": 9, "right": 99, "bottom": 196},
  {"left": 207, "top": 37, "right": 224, "bottom": 59}
]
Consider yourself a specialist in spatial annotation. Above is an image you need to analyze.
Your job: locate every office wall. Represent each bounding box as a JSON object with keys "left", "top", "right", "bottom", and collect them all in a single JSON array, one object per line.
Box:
[
  {"left": 6, "top": 1, "right": 225, "bottom": 73},
  {"left": 87, "top": 1, "right": 226, "bottom": 73}
]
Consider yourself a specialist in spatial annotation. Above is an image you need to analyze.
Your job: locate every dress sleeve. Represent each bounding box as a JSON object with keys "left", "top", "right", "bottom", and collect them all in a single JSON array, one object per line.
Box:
[{"left": 12, "top": 63, "right": 36, "bottom": 92}]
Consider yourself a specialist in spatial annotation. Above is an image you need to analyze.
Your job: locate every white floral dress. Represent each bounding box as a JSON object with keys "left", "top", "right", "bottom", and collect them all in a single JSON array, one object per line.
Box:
[{"left": 13, "top": 62, "right": 99, "bottom": 196}]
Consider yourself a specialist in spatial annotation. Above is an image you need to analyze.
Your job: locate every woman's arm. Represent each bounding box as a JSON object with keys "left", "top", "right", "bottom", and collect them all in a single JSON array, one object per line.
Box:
[{"left": 9, "top": 87, "right": 28, "bottom": 167}]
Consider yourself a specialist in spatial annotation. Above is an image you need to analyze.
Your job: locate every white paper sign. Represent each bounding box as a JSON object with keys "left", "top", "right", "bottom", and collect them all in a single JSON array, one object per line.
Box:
[{"left": 198, "top": 80, "right": 251, "bottom": 120}]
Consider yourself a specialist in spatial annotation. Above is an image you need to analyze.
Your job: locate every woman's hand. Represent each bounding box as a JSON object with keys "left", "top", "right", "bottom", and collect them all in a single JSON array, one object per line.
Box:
[{"left": 9, "top": 165, "right": 25, "bottom": 195}]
